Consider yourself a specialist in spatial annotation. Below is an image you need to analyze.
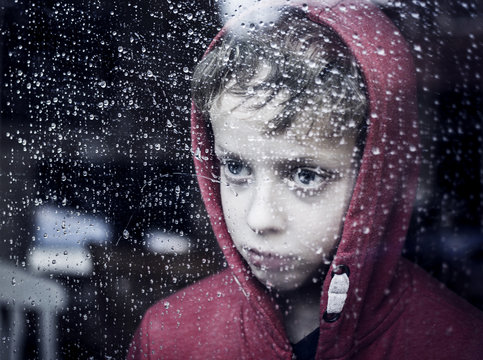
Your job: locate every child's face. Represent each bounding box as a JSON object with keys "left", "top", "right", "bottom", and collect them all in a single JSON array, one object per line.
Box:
[{"left": 210, "top": 92, "right": 359, "bottom": 292}]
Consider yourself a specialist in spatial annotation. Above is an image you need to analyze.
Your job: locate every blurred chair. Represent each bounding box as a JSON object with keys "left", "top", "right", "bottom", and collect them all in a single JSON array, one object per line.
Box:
[{"left": 0, "top": 262, "right": 67, "bottom": 360}]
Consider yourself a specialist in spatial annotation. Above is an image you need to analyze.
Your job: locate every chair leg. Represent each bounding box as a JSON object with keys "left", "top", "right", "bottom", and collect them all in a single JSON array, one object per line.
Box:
[
  {"left": 10, "top": 306, "right": 24, "bottom": 360},
  {"left": 40, "top": 309, "right": 56, "bottom": 360},
  {"left": 0, "top": 307, "right": 7, "bottom": 359}
]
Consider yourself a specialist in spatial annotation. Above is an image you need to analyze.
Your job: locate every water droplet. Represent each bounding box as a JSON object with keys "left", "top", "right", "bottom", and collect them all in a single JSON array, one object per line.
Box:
[
  {"left": 11, "top": 277, "right": 16, "bottom": 286},
  {"left": 123, "top": 229, "right": 129, "bottom": 239},
  {"left": 371, "top": 147, "right": 380, "bottom": 155},
  {"left": 194, "top": 148, "right": 202, "bottom": 161},
  {"left": 362, "top": 227, "right": 370, "bottom": 234},
  {"left": 164, "top": 301, "right": 170, "bottom": 309},
  {"left": 99, "top": 81, "right": 106, "bottom": 88}
]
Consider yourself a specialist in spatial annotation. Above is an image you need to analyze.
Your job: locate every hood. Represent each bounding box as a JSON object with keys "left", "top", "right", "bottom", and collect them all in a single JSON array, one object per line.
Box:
[{"left": 191, "top": 0, "right": 419, "bottom": 357}]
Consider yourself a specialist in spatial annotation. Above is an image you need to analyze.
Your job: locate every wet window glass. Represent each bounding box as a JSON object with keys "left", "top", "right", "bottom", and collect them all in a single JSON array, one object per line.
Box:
[{"left": 1, "top": 0, "right": 482, "bottom": 358}]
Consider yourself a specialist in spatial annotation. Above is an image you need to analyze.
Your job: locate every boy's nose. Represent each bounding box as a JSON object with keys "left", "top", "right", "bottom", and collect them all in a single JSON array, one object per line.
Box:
[{"left": 246, "top": 179, "right": 287, "bottom": 235}]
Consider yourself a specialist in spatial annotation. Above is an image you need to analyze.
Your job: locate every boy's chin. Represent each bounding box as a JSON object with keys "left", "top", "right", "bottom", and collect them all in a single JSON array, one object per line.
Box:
[{"left": 251, "top": 267, "right": 315, "bottom": 293}]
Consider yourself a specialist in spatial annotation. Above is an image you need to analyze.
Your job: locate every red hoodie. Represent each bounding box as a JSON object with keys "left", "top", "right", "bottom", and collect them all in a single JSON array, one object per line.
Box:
[{"left": 128, "top": 1, "right": 483, "bottom": 359}]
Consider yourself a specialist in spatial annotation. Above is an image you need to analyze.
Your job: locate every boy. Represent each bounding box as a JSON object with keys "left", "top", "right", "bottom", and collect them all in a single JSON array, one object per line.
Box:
[{"left": 128, "top": 1, "right": 483, "bottom": 359}]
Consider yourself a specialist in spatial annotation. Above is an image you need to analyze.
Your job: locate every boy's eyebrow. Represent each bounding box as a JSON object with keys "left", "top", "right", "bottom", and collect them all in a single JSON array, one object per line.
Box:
[
  {"left": 275, "top": 157, "right": 343, "bottom": 173},
  {"left": 280, "top": 157, "right": 321, "bottom": 166},
  {"left": 215, "top": 145, "right": 332, "bottom": 167},
  {"left": 214, "top": 146, "right": 244, "bottom": 161}
]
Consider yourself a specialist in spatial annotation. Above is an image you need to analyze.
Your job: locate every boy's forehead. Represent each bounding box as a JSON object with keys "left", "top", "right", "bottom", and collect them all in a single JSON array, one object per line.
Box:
[
  {"left": 209, "top": 91, "right": 358, "bottom": 170},
  {"left": 209, "top": 91, "right": 356, "bottom": 143}
]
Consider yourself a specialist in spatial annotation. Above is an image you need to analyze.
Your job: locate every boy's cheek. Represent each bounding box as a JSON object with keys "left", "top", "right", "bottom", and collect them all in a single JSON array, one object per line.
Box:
[{"left": 220, "top": 187, "right": 249, "bottom": 231}]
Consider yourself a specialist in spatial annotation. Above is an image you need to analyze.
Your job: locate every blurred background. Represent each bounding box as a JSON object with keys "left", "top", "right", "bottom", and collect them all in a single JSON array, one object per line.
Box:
[{"left": 0, "top": 0, "right": 482, "bottom": 358}]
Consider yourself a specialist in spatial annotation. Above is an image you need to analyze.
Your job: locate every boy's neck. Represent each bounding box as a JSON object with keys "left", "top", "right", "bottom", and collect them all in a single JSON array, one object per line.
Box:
[{"left": 276, "top": 281, "right": 322, "bottom": 344}]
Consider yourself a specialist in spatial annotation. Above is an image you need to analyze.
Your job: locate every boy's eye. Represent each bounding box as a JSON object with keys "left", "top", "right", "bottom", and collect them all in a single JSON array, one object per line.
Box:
[
  {"left": 226, "top": 160, "right": 248, "bottom": 176},
  {"left": 295, "top": 169, "right": 318, "bottom": 185},
  {"left": 221, "top": 159, "right": 252, "bottom": 184},
  {"left": 290, "top": 167, "right": 335, "bottom": 190}
]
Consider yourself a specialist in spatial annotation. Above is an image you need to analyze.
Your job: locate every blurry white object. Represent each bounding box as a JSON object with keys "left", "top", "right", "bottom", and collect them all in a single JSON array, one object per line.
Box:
[
  {"left": 28, "top": 246, "right": 93, "bottom": 276},
  {"left": 34, "top": 206, "right": 109, "bottom": 246},
  {"left": 28, "top": 206, "right": 110, "bottom": 276},
  {"left": 0, "top": 262, "right": 67, "bottom": 360},
  {"left": 145, "top": 231, "right": 190, "bottom": 254}
]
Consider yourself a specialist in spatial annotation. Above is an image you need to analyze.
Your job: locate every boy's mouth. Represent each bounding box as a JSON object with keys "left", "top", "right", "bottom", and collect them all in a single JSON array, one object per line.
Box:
[{"left": 245, "top": 248, "right": 296, "bottom": 270}]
